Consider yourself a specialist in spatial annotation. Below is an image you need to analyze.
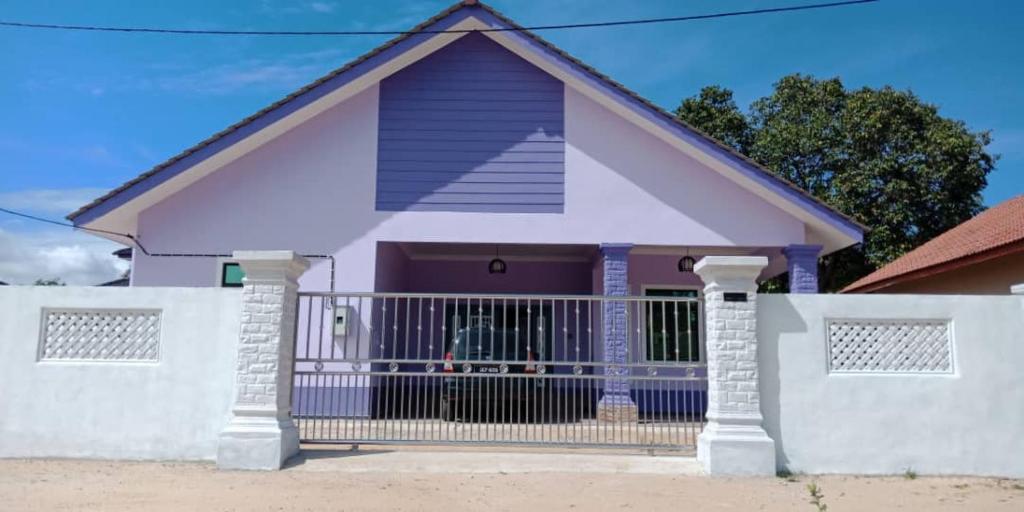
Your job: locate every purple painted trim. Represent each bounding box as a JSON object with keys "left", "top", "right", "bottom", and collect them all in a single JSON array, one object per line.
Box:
[
  {"left": 782, "top": 244, "right": 822, "bottom": 294},
  {"left": 71, "top": 7, "right": 477, "bottom": 226}
]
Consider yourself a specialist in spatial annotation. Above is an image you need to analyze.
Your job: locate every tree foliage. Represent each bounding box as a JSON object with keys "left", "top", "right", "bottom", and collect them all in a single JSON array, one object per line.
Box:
[
  {"left": 33, "top": 278, "right": 66, "bottom": 286},
  {"left": 675, "top": 74, "right": 996, "bottom": 291}
]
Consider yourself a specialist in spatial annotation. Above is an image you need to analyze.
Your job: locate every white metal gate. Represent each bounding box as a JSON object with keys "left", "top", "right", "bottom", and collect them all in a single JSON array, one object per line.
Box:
[{"left": 291, "top": 292, "right": 707, "bottom": 450}]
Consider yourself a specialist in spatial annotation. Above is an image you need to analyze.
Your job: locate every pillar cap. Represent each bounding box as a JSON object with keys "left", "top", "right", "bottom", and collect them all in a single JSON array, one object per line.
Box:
[
  {"left": 232, "top": 250, "right": 310, "bottom": 282},
  {"left": 694, "top": 256, "right": 767, "bottom": 292},
  {"left": 782, "top": 244, "right": 823, "bottom": 257},
  {"left": 599, "top": 243, "right": 633, "bottom": 255}
]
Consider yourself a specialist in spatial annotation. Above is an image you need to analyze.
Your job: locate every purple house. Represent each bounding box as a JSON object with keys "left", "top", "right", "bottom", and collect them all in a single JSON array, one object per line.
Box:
[{"left": 68, "top": 2, "right": 863, "bottom": 447}]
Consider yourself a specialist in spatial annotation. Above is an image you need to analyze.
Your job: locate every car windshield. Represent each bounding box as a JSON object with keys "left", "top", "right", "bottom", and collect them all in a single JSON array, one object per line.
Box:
[{"left": 449, "top": 328, "right": 532, "bottom": 361}]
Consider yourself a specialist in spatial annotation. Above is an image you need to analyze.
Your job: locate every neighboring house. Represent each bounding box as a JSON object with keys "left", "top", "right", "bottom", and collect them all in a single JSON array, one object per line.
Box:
[
  {"left": 67, "top": 0, "right": 863, "bottom": 297},
  {"left": 845, "top": 195, "right": 1024, "bottom": 294},
  {"left": 97, "top": 247, "right": 133, "bottom": 287}
]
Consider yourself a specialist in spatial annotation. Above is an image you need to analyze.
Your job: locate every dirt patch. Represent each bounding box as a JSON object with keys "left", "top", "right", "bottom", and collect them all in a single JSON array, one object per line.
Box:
[{"left": 1, "top": 457, "right": 1021, "bottom": 511}]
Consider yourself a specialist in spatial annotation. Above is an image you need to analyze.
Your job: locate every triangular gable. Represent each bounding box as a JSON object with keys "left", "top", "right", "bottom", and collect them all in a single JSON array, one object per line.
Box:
[{"left": 69, "top": 0, "right": 863, "bottom": 251}]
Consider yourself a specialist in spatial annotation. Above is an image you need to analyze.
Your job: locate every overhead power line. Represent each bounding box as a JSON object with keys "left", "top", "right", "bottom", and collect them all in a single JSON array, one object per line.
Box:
[{"left": 0, "top": 1, "right": 878, "bottom": 36}]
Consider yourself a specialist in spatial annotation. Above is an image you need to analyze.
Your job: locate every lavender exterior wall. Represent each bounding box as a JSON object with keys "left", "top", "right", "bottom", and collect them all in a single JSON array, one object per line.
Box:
[
  {"left": 132, "top": 53, "right": 809, "bottom": 293},
  {"left": 376, "top": 33, "right": 564, "bottom": 213}
]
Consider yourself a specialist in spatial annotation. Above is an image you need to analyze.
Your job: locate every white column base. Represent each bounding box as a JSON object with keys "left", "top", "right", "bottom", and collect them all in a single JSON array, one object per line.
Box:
[
  {"left": 217, "top": 405, "right": 299, "bottom": 471},
  {"left": 697, "top": 413, "right": 776, "bottom": 476}
]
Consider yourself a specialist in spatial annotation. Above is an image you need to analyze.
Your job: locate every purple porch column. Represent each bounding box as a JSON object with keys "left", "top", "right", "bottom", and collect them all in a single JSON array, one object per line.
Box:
[
  {"left": 782, "top": 244, "right": 822, "bottom": 294},
  {"left": 596, "top": 243, "right": 638, "bottom": 423}
]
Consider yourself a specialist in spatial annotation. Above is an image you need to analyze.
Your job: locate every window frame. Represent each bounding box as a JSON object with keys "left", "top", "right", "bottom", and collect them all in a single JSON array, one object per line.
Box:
[
  {"left": 639, "top": 284, "right": 704, "bottom": 364},
  {"left": 217, "top": 260, "right": 245, "bottom": 288}
]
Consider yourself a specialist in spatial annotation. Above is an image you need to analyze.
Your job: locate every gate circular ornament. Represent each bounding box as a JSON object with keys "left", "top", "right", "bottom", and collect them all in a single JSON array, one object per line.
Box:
[
  {"left": 572, "top": 364, "right": 583, "bottom": 375},
  {"left": 425, "top": 363, "right": 435, "bottom": 373},
  {"left": 686, "top": 367, "right": 696, "bottom": 377},
  {"left": 314, "top": 361, "right": 324, "bottom": 372},
  {"left": 389, "top": 362, "right": 399, "bottom": 373},
  {"left": 499, "top": 363, "right": 509, "bottom": 374},
  {"left": 352, "top": 361, "right": 361, "bottom": 371},
  {"left": 537, "top": 365, "right": 546, "bottom": 375},
  {"left": 647, "top": 366, "right": 657, "bottom": 376},
  {"left": 462, "top": 363, "right": 473, "bottom": 373}
]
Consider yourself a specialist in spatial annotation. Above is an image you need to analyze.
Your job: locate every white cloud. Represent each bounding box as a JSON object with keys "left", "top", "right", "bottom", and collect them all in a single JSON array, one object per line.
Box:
[
  {"left": 0, "top": 187, "right": 110, "bottom": 217},
  {"left": 309, "top": 2, "right": 336, "bottom": 14},
  {"left": 0, "top": 227, "right": 128, "bottom": 286},
  {"left": 0, "top": 187, "right": 128, "bottom": 285},
  {"left": 133, "top": 48, "right": 354, "bottom": 96},
  {"left": 258, "top": 0, "right": 340, "bottom": 15}
]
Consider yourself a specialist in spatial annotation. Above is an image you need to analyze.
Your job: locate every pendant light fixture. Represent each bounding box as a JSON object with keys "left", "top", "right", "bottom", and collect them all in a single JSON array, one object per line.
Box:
[
  {"left": 677, "top": 248, "right": 696, "bottom": 273},
  {"left": 488, "top": 245, "right": 507, "bottom": 274}
]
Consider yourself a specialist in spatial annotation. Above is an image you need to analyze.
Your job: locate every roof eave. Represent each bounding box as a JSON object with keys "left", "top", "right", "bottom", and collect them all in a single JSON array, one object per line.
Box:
[{"left": 70, "top": 0, "right": 865, "bottom": 249}]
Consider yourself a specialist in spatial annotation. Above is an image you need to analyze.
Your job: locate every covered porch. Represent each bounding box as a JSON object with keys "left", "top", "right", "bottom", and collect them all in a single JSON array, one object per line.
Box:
[{"left": 289, "top": 241, "right": 820, "bottom": 450}]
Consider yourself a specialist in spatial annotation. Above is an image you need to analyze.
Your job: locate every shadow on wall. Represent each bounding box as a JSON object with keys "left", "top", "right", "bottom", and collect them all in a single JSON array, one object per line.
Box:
[{"left": 756, "top": 296, "right": 808, "bottom": 472}]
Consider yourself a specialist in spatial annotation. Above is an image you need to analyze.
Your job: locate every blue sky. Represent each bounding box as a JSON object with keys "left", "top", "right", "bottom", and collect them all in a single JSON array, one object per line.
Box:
[{"left": 0, "top": 0, "right": 1021, "bottom": 283}]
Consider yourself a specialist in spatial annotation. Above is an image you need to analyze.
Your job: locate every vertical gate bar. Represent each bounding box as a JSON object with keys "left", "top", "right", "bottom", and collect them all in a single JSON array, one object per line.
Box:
[
  {"left": 489, "top": 297, "right": 495, "bottom": 439},
  {"left": 442, "top": 298, "right": 450, "bottom": 442},
  {"left": 403, "top": 297, "right": 411, "bottom": 440},
  {"left": 428, "top": 297, "right": 436, "bottom": 442},
  {"left": 353, "top": 296, "right": 363, "bottom": 442},
  {"left": 573, "top": 299, "right": 580, "bottom": 443},
  {"left": 326, "top": 371, "right": 335, "bottom": 440},
  {"left": 499, "top": 297, "right": 506, "bottom": 441},
  {"left": 469, "top": 298, "right": 476, "bottom": 441},
  {"left": 459, "top": 298, "right": 467, "bottom": 441},
  {"left": 296, "top": 373, "right": 305, "bottom": 440},
  {"left": 514, "top": 297, "right": 521, "bottom": 443},
  {"left": 595, "top": 299, "right": 602, "bottom": 446},
  {"left": 387, "top": 296, "right": 398, "bottom": 440}
]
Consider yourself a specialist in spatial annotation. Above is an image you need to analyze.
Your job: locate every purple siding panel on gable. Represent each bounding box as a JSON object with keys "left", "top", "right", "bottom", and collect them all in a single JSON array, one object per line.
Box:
[{"left": 376, "top": 33, "right": 565, "bottom": 213}]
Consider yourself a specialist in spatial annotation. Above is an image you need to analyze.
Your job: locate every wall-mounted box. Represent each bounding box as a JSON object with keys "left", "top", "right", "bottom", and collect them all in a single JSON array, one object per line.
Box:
[{"left": 333, "top": 305, "right": 353, "bottom": 336}]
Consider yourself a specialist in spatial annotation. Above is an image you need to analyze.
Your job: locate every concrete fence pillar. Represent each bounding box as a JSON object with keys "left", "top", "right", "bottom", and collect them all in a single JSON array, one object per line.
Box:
[
  {"left": 694, "top": 256, "right": 776, "bottom": 476},
  {"left": 218, "top": 250, "right": 309, "bottom": 470}
]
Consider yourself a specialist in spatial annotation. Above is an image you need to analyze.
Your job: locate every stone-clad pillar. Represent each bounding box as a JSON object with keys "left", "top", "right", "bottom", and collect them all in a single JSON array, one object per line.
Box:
[
  {"left": 694, "top": 256, "right": 775, "bottom": 476},
  {"left": 218, "top": 250, "right": 309, "bottom": 470},
  {"left": 596, "top": 243, "right": 638, "bottom": 422},
  {"left": 782, "top": 244, "right": 822, "bottom": 294}
]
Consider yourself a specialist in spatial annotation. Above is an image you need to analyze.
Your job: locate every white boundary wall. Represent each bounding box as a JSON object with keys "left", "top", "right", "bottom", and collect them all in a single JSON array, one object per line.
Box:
[
  {"left": 759, "top": 294, "right": 1024, "bottom": 478},
  {"left": 0, "top": 286, "right": 241, "bottom": 461}
]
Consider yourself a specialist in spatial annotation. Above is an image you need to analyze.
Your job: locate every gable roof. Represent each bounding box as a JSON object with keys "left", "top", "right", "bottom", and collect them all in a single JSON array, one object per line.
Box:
[
  {"left": 67, "top": 0, "right": 864, "bottom": 249},
  {"left": 844, "top": 195, "right": 1024, "bottom": 293}
]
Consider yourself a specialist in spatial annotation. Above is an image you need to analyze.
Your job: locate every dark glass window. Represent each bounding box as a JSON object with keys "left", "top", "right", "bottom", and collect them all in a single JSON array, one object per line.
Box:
[
  {"left": 221, "top": 263, "right": 245, "bottom": 288},
  {"left": 644, "top": 288, "right": 701, "bottom": 362}
]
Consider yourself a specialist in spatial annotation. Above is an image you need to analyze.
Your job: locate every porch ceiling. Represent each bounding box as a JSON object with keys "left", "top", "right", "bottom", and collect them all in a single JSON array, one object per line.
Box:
[
  {"left": 392, "top": 242, "right": 772, "bottom": 262},
  {"left": 396, "top": 242, "right": 598, "bottom": 261}
]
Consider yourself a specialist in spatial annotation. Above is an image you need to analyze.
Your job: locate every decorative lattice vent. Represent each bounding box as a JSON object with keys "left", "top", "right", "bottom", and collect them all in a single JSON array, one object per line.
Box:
[
  {"left": 39, "top": 309, "right": 161, "bottom": 362},
  {"left": 826, "top": 319, "right": 953, "bottom": 374}
]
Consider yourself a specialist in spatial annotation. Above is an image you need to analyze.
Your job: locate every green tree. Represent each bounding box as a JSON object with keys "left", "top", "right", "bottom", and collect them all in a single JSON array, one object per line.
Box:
[{"left": 675, "top": 74, "right": 996, "bottom": 291}]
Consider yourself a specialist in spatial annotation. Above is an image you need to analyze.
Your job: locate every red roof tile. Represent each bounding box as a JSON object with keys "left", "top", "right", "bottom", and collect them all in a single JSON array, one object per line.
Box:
[{"left": 844, "top": 195, "right": 1024, "bottom": 292}]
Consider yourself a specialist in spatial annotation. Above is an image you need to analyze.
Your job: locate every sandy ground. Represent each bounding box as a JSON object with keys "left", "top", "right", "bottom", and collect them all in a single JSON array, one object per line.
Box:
[{"left": 1, "top": 452, "right": 1022, "bottom": 512}]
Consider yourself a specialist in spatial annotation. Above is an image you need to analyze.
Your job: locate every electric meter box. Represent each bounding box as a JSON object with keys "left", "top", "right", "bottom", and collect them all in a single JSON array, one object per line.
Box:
[{"left": 333, "top": 305, "right": 353, "bottom": 336}]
